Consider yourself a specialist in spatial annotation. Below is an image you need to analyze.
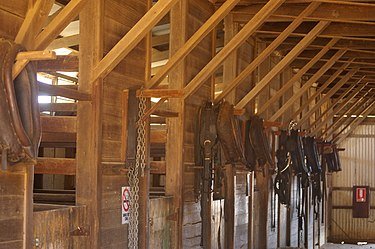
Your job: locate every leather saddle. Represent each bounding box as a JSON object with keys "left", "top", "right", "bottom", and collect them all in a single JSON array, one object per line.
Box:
[
  {"left": 0, "top": 39, "right": 41, "bottom": 168},
  {"left": 216, "top": 101, "right": 247, "bottom": 166},
  {"left": 247, "top": 115, "right": 273, "bottom": 168}
]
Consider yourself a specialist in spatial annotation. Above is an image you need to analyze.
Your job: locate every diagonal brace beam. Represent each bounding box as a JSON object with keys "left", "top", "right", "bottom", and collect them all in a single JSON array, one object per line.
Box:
[
  {"left": 270, "top": 49, "right": 345, "bottom": 122},
  {"left": 322, "top": 90, "right": 375, "bottom": 139},
  {"left": 290, "top": 58, "right": 354, "bottom": 121},
  {"left": 257, "top": 38, "right": 339, "bottom": 115},
  {"left": 214, "top": 1, "right": 321, "bottom": 103},
  {"left": 91, "top": 0, "right": 179, "bottom": 83},
  {"left": 309, "top": 80, "right": 367, "bottom": 136},
  {"left": 146, "top": 0, "right": 241, "bottom": 89},
  {"left": 297, "top": 68, "right": 359, "bottom": 126},
  {"left": 236, "top": 21, "right": 330, "bottom": 110},
  {"left": 182, "top": 0, "right": 285, "bottom": 99},
  {"left": 334, "top": 100, "right": 375, "bottom": 144}
]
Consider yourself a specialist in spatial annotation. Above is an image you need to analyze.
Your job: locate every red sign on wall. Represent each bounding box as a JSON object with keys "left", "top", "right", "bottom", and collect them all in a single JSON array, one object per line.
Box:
[{"left": 356, "top": 187, "right": 367, "bottom": 203}]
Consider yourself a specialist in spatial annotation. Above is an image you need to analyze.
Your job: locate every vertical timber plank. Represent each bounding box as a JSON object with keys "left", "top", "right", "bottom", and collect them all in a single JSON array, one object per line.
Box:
[
  {"left": 165, "top": 1, "right": 187, "bottom": 248},
  {"left": 76, "top": 0, "right": 103, "bottom": 248}
]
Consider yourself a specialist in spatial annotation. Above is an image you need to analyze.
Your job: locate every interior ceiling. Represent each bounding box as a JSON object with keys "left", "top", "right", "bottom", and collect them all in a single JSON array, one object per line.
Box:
[{"left": 51, "top": 0, "right": 375, "bottom": 102}]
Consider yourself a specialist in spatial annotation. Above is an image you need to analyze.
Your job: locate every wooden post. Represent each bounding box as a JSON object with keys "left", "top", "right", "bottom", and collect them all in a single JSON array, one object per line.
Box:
[
  {"left": 256, "top": 166, "right": 269, "bottom": 249},
  {"left": 0, "top": 163, "right": 34, "bottom": 249},
  {"left": 138, "top": 99, "right": 151, "bottom": 249},
  {"left": 248, "top": 172, "right": 255, "bottom": 249},
  {"left": 224, "top": 164, "right": 235, "bottom": 249},
  {"left": 76, "top": 0, "right": 103, "bottom": 248},
  {"left": 165, "top": 1, "right": 187, "bottom": 248}
]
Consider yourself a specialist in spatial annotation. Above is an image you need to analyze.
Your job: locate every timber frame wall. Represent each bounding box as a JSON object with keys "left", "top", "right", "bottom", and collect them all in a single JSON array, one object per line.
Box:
[{"left": 2, "top": 0, "right": 375, "bottom": 248}]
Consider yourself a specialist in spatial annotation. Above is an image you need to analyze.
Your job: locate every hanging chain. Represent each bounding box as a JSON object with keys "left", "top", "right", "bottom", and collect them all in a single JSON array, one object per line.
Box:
[{"left": 128, "top": 95, "right": 147, "bottom": 249}]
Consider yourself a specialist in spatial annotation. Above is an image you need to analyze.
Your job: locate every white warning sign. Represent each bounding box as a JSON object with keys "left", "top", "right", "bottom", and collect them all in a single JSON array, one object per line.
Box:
[{"left": 122, "top": 186, "right": 130, "bottom": 224}]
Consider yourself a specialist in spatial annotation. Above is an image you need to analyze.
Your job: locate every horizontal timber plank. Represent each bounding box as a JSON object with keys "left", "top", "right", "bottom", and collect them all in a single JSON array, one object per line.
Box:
[
  {"left": 38, "top": 82, "right": 91, "bottom": 101},
  {"left": 39, "top": 103, "right": 77, "bottom": 112},
  {"left": 36, "top": 55, "right": 79, "bottom": 72},
  {"left": 35, "top": 158, "right": 76, "bottom": 175},
  {"left": 41, "top": 116, "right": 76, "bottom": 133}
]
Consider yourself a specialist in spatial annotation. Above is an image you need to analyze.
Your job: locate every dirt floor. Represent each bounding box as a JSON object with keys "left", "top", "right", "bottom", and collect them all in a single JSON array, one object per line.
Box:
[{"left": 322, "top": 243, "right": 375, "bottom": 249}]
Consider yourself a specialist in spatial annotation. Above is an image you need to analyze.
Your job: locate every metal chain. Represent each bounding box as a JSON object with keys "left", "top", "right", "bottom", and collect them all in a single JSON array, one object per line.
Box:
[{"left": 128, "top": 95, "right": 147, "bottom": 249}]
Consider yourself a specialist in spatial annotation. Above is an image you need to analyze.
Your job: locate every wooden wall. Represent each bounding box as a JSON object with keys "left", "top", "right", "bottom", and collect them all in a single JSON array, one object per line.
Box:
[{"left": 100, "top": 0, "right": 148, "bottom": 248}]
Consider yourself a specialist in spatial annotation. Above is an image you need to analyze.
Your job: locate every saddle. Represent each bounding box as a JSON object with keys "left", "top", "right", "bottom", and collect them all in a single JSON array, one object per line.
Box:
[
  {"left": 216, "top": 101, "right": 246, "bottom": 166},
  {"left": 0, "top": 39, "right": 41, "bottom": 168},
  {"left": 248, "top": 115, "right": 273, "bottom": 168}
]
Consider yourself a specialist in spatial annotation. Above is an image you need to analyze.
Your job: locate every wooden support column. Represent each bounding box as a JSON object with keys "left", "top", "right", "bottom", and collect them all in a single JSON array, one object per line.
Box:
[
  {"left": 183, "top": 0, "right": 285, "bottom": 99},
  {"left": 258, "top": 38, "right": 338, "bottom": 115},
  {"left": 309, "top": 82, "right": 367, "bottom": 136},
  {"left": 321, "top": 90, "right": 374, "bottom": 139},
  {"left": 270, "top": 49, "right": 345, "bottom": 122},
  {"left": 215, "top": 1, "right": 321, "bottom": 103},
  {"left": 297, "top": 68, "right": 358, "bottom": 127},
  {"left": 236, "top": 21, "right": 330, "bottom": 109},
  {"left": 76, "top": 0, "right": 103, "bottom": 248},
  {"left": 257, "top": 166, "right": 270, "bottom": 249},
  {"left": 290, "top": 59, "right": 354, "bottom": 121},
  {"left": 222, "top": 14, "right": 237, "bottom": 248},
  {"left": 165, "top": 1, "right": 187, "bottom": 248},
  {"left": 0, "top": 163, "right": 34, "bottom": 249}
]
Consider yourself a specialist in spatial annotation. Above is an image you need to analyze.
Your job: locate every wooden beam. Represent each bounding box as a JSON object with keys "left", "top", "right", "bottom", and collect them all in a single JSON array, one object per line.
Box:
[
  {"left": 321, "top": 90, "right": 374, "bottom": 139},
  {"left": 236, "top": 21, "right": 330, "bottom": 109},
  {"left": 334, "top": 101, "right": 375, "bottom": 144},
  {"left": 215, "top": 2, "right": 321, "bottom": 103},
  {"left": 328, "top": 90, "right": 375, "bottom": 137},
  {"left": 35, "top": 158, "right": 166, "bottom": 176},
  {"left": 308, "top": 81, "right": 367, "bottom": 136},
  {"left": 182, "top": 0, "right": 285, "bottom": 98},
  {"left": 257, "top": 38, "right": 338, "bottom": 115},
  {"left": 152, "top": 34, "right": 169, "bottom": 47},
  {"left": 36, "top": 55, "right": 79, "bottom": 72},
  {"left": 12, "top": 0, "right": 88, "bottom": 79},
  {"left": 15, "top": 0, "right": 54, "bottom": 49},
  {"left": 146, "top": 0, "right": 241, "bottom": 89},
  {"left": 91, "top": 0, "right": 179, "bottom": 82},
  {"left": 39, "top": 102, "right": 77, "bottom": 112},
  {"left": 46, "top": 34, "right": 80, "bottom": 50},
  {"left": 40, "top": 116, "right": 76, "bottom": 133},
  {"left": 270, "top": 50, "right": 346, "bottom": 122},
  {"left": 138, "top": 89, "right": 183, "bottom": 98},
  {"left": 41, "top": 132, "right": 76, "bottom": 144},
  {"left": 297, "top": 68, "right": 358, "bottom": 127},
  {"left": 290, "top": 59, "right": 354, "bottom": 121},
  {"left": 257, "top": 21, "right": 375, "bottom": 37},
  {"left": 35, "top": 158, "right": 76, "bottom": 175},
  {"left": 16, "top": 51, "right": 56, "bottom": 61},
  {"left": 232, "top": 2, "right": 375, "bottom": 23},
  {"left": 38, "top": 82, "right": 91, "bottom": 101}
]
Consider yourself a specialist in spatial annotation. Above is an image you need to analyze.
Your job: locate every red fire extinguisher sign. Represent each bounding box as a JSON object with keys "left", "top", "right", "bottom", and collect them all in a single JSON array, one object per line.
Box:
[{"left": 356, "top": 187, "right": 366, "bottom": 202}]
